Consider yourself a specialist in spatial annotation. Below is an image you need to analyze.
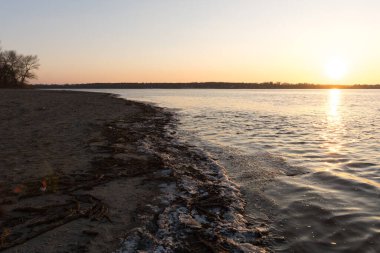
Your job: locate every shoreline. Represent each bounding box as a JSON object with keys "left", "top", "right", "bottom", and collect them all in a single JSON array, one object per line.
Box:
[{"left": 0, "top": 89, "right": 267, "bottom": 252}]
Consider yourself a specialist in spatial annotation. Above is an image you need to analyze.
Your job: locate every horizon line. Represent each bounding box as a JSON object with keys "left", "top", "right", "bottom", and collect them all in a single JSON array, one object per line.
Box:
[{"left": 33, "top": 82, "right": 380, "bottom": 86}]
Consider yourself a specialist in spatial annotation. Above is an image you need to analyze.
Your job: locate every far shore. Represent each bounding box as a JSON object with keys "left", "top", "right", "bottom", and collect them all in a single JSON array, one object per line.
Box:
[
  {"left": 0, "top": 89, "right": 268, "bottom": 252},
  {"left": 33, "top": 82, "right": 380, "bottom": 89}
]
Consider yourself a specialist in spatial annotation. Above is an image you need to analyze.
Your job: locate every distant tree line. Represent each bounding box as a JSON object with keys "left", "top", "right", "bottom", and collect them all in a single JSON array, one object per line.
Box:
[
  {"left": 0, "top": 45, "right": 40, "bottom": 88},
  {"left": 34, "top": 82, "right": 380, "bottom": 89}
]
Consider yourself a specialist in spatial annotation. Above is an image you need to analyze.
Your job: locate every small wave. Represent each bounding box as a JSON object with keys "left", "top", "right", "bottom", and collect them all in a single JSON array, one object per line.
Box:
[
  {"left": 312, "top": 170, "right": 380, "bottom": 191},
  {"left": 346, "top": 162, "right": 377, "bottom": 168},
  {"left": 320, "top": 158, "right": 351, "bottom": 163}
]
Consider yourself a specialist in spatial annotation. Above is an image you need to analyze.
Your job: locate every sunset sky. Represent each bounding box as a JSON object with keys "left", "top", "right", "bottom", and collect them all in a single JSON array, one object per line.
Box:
[{"left": 1, "top": 0, "right": 380, "bottom": 84}]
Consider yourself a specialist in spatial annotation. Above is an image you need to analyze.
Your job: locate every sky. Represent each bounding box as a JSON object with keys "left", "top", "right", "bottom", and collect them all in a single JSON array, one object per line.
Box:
[{"left": 1, "top": 0, "right": 380, "bottom": 84}]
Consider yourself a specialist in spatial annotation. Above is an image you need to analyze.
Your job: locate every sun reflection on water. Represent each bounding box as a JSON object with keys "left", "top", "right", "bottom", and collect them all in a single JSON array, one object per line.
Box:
[
  {"left": 328, "top": 89, "right": 341, "bottom": 121},
  {"left": 322, "top": 89, "right": 344, "bottom": 165}
]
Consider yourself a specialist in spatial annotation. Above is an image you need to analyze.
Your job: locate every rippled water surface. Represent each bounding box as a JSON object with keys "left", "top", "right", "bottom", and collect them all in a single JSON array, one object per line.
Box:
[{"left": 84, "top": 89, "right": 380, "bottom": 252}]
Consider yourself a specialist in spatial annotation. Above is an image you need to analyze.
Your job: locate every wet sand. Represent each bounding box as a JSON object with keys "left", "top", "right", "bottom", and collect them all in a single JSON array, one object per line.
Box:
[{"left": 0, "top": 89, "right": 267, "bottom": 252}]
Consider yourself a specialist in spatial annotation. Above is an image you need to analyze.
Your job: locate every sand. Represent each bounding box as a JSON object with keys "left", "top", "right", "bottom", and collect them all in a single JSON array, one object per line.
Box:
[
  {"left": 0, "top": 89, "right": 268, "bottom": 253},
  {"left": 0, "top": 90, "right": 169, "bottom": 252}
]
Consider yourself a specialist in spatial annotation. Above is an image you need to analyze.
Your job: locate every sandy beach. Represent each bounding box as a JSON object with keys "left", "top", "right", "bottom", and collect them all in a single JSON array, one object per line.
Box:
[{"left": 0, "top": 89, "right": 267, "bottom": 253}]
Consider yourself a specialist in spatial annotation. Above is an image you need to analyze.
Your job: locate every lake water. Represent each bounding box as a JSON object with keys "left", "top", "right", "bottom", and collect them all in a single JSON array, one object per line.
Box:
[{"left": 83, "top": 89, "right": 380, "bottom": 252}]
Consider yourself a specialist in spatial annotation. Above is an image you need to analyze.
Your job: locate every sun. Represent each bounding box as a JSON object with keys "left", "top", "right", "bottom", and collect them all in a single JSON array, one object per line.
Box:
[{"left": 324, "top": 58, "right": 348, "bottom": 81}]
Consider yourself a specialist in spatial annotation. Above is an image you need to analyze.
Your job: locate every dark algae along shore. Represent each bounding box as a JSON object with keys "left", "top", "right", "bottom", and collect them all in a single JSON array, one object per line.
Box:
[{"left": 0, "top": 90, "right": 267, "bottom": 252}]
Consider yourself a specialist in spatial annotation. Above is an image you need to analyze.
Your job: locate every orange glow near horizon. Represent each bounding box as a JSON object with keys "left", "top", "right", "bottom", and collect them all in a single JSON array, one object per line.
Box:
[{"left": 34, "top": 43, "right": 379, "bottom": 85}]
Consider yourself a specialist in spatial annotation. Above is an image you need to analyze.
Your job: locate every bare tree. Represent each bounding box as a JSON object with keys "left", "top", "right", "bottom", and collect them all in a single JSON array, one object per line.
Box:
[
  {"left": 18, "top": 55, "right": 40, "bottom": 84},
  {"left": 0, "top": 45, "right": 40, "bottom": 88},
  {"left": 0, "top": 49, "right": 18, "bottom": 86}
]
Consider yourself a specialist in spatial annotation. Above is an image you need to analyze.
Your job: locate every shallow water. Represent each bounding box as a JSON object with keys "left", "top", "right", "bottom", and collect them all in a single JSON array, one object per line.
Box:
[{"left": 82, "top": 89, "right": 380, "bottom": 252}]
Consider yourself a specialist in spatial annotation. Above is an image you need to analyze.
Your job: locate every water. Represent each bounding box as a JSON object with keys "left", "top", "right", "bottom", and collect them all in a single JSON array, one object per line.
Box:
[{"left": 82, "top": 89, "right": 380, "bottom": 252}]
